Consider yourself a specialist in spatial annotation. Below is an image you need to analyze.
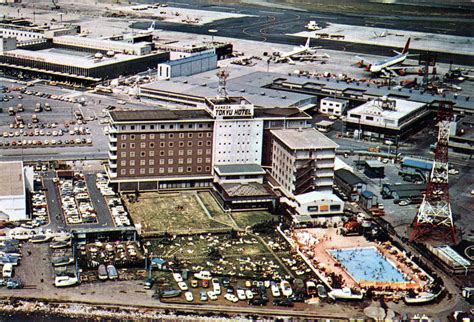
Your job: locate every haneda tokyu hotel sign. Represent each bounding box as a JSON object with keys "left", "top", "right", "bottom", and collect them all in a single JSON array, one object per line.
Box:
[{"left": 213, "top": 103, "right": 254, "bottom": 117}]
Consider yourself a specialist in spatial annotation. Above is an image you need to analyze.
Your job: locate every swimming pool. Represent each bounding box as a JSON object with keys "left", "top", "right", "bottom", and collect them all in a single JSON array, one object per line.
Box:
[{"left": 329, "top": 247, "right": 408, "bottom": 283}]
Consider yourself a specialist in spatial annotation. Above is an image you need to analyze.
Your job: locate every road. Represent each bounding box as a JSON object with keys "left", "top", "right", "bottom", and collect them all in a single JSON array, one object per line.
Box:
[
  {"left": 84, "top": 172, "right": 114, "bottom": 228},
  {"left": 43, "top": 171, "right": 66, "bottom": 230}
]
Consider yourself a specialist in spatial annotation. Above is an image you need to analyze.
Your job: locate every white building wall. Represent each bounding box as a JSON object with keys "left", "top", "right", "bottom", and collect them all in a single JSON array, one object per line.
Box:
[
  {"left": 0, "top": 196, "right": 26, "bottom": 221},
  {"left": 320, "top": 98, "right": 348, "bottom": 116},
  {"left": 213, "top": 119, "right": 263, "bottom": 165}
]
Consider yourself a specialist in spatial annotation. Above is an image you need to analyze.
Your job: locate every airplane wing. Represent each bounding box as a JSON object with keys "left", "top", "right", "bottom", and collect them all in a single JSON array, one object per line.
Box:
[{"left": 356, "top": 56, "right": 374, "bottom": 64}]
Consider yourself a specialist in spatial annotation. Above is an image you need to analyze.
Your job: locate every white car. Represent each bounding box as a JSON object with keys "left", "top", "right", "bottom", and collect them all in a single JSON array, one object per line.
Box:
[
  {"left": 212, "top": 278, "right": 221, "bottom": 295},
  {"left": 280, "top": 280, "right": 293, "bottom": 297},
  {"left": 173, "top": 272, "right": 183, "bottom": 283},
  {"left": 178, "top": 281, "right": 188, "bottom": 291},
  {"left": 194, "top": 270, "right": 211, "bottom": 280},
  {"left": 207, "top": 291, "right": 218, "bottom": 301},
  {"left": 245, "top": 289, "right": 254, "bottom": 299},
  {"left": 448, "top": 169, "right": 459, "bottom": 175},
  {"left": 236, "top": 288, "right": 246, "bottom": 300},
  {"left": 184, "top": 291, "right": 193, "bottom": 302},
  {"left": 271, "top": 283, "right": 281, "bottom": 297},
  {"left": 224, "top": 293, "right": 239, "bottom": 303}
]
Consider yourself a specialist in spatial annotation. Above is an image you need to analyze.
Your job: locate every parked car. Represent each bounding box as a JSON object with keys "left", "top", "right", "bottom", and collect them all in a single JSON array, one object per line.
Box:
[
  {"left": 249, "top": 298, "right": 268, "bottom": 306},
  {"left": 194, "top": 270, "right": 211, "bottom": 280},
  {"left": 184, "top": 291, "right": 193, "bottom": 302},
  {"left": 207, "top": 291, "right": 218, "bottom": 301},
  {"left": 280, "top": 280, "right": 293, "bottom": 297},
  {"left": 173, "top": 272, "right": 183, "bottom": 283},
  {"left": 178, "top": 281, "right": 188, "bottom": 291},
  {"left": 237, "top": 288, "right": 246, "bottom": 300},
  {"left": 212, "top": 278, "right": 221, "bottom": 295},
  {"left": 273, "top": 298, "right": 293, "bottom": 307},
  {"left": 224, "top": 293, "right": 238, "bottom": 303},
  {"left": 199, "top": 291, "right": 208, "bottom": 301}
]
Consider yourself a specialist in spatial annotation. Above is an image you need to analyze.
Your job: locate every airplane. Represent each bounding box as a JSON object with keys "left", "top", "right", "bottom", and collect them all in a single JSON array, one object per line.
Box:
[
  {"left": 373, "top": 30, "right": 389, "bottom": 38},
  {"left": 273, "top": 38, "right": 329, "bottom": 64},
  {"left": 356, "top": 38, "right": 418, "bottom": 77},
  {"left": 305, "top": 21, "right": 321, "bottom": 31}
]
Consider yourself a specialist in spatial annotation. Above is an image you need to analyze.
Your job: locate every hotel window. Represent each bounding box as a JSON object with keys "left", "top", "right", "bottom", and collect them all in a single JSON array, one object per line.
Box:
[
  {"left": 140, "top": 151, "right": 145, "bottom": 157},
  {"left": 150, "top": 134, "right": 155, "bottom": 139},
  {"left": 161, "top": 125, "right": 165, "bottom": 129},
  {"left": 179, "top": 141, "right": 184, "bottom": 147},
  {"left": 169, "top": 133, "right": 174, "bottom": 139},
  {"left": 168, "top": 150, "right": 174, "bottom": 156},
  {"left": 205, "top": 166, "right": 211, "bottom": 171},
  {"left": 179, "top": 150, "right": 184, "bottom": 156},
  {"left": 140, "top": 160, "right": 145, "bottom": 166},
  {"left": 187, "top": 158, "right": 192, "bottom": 164},
  {"left": 168, "top": 167, "right": 173, "bottom": 173},
  {"left": 141, "top": 134, "right": 146, "bottom": 139},
  {"left": 197, "top": 158, "right": 202, "bottom": 163},
  {"left": 169, "top": 142, "right": 174, "bottom": 147},
  {"left": 198, "top": 124, "right": 203, "bottom": 128},
  {"left": 140, "top": 143, "right": 146, "bottom": 148},
  {"left": 150, "top": 142, "right": 155, "bottom": 148},
  {"left": 120, "top": 169, "right": 126, "bottom": 175},
  {"left": 179, "top": 124, "right": 184, "bottom": 129},
  {"left": 149, "top": 168, "right": 154, "bottom": 174},
  {"left": 149, "top": 151, "right": 154, "bottom": 157},
  {"left": 178, "top": 158, "right": 184, "bottom": 164},
  {"left": 121, "top": 143, "right": 126, "bottom": 149},
  {"left": 197, "top": 149, "right": 203, "bottom": 155},
  {"left": 160, "top": 151, "right": 165, "bottom": 156},
  {"left": 168, "top": 159, "right": 174, "bottom": 164},
  {"left": 179, "top": 133, "right": 185, "bottom": 139},
  {"left": 159, "top": 168, "right": 165, "bottom": 173},
  {"left": 160, "top": 142, "right": 165, "bottom": 147},
  {"left": 187, "top": 167, "right": 192, "bottom": 172},
  {"left": 170, "top": 125, "right": 174, "bottom": 129},
  {"left": 187, "top": 150, "right": 192, "bottom": 156},
  {"left": 130, "top": 160, "right": 135, "bottom": 166},
  {"left": 130, "top": 152, "right": 135, "bottom": 157},
  {"left": 150, "top": 126, "right": 155, "bottom": 130},
  {"left": 207, "top": 132, "right": 212, "bottom": 137},
  {"left": 188, "top": 133, "right": 193, "bottom": 138},
  {"left": 206, "top": 149, "right": 211, "bottom": 155},
  {"left": 131, "top": 126, "right": 135, "bottom": 130},
  {"left": 160, "top": 134, "right": 165, "bottom": 139},
  {"left": 149, "top": 160, "right": 154, "bottom": 165},
  {"left": 197, "top": 166, "right": 202, "bottom": 172},
  {"left": 130, "top": 143, "right": 135, "bottom": 149},
  {"left": 187, "top": 141, "right": 193, "bottom": 147},
  {"left": 178, "top": 167, "right": 183, "bottom": 173},
  {"left": 121, "top": 152, "right": 127, "bottom": 157},
  {"left": 129, "top": 169, "right": 135, "bottom": 175},
  {"left": 198, "top": 141, "right": 203, "bottom": 146},
  {"left": 205, "top": 158, "right": 211, "bottom": 163},
  {"left": 140, "top": 168, "right": 146, "bottom": 174},
  {"left": 206, "top": 141, "right": 211, "bottom": 146},
  {"left": 159, "top": 159, "right": 165, "bottom": 165},
  {"left": 198, "top": 133, "right": 203, "bottom": 138},
  {"left": 121, "top": 134, "right": 126, "bottom": 140},
  {"left": 188, "top": 124, "right": 193, "bottom": 129},
  {"left": 120, "top": 161, "right": 126, "bottom": 166}
]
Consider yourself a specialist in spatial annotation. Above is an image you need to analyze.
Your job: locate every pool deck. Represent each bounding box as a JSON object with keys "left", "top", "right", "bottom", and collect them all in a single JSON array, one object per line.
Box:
[{"left": 293, "top": 228, "right": 429, "bottom": 291}]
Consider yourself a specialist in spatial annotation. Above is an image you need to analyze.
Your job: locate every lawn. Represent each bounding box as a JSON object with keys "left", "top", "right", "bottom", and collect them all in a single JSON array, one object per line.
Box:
[
  {"left": 197, "top": 191, "right": 235, "bottom": 226},
  {"left": 124, "top": 192, "right": 230, "bottom": 234},
  {"left": 230, "top": 210, "right": 278, "bottom": 229}
]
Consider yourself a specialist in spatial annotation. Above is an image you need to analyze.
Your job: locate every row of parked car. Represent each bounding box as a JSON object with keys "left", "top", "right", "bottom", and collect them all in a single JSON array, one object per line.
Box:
[
  {"left": 96, "top": 173, "right": 132, "bottom": 227},
  {"left": 58, "top": 176, "right": 97, "bottom": 225},
  {"left": 0, "top": 138, "right": 93, "bottom": 148},
  {"left": 157, "top": 270, "right": 327, "bottom": 307},
  {"left": 22, "top": 190, "right": 49, "bottom": 229}
]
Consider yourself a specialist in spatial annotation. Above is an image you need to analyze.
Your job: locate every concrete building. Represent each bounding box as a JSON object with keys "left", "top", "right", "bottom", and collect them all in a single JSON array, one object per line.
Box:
[
  {"left": 106, "top": 103, "right": 312, "bottom": 192},
  {"left": 320, "top": 97, "right": 348, "bottom": 116},
  {"left": 157, "top": 50, "right": 217, "bottom": 80},
  {"left": 0, "top": 35, "right": 168, "bottom": 84},
  {"left": 270, "top": 128, "right": 338, "bottom": 198},
  {"left": 290, "top": 191, "right": 344, "bottom": 224},
  {"left": 344, "top": 97, "right": 429, "bottom": 140},
  {"left": 0, "top": 20, "right": 79, "bottom": 42},
  {"left": 0, "top": 161, "right": 27, "bottom": 221}
]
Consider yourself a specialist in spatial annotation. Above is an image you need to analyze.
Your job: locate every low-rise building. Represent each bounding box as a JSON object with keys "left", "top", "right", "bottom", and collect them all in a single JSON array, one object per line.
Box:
[
  {"left": 320, "top": 97, "right": 348, "bottom": 116},
  {"left": 0, "top": 161, "right": 27, "bottom": 221},
  {"left": 344, "top": 97, "right": 430, "bottom": 140},
  {"left": 290, "top": 191, "right": 344, "bottom": 224},
  {"left": 157, "top": 50, "right": 217, "bottom": 80},
  {"left": 334, "top": 169, "right": 367, "bottom": 202}
]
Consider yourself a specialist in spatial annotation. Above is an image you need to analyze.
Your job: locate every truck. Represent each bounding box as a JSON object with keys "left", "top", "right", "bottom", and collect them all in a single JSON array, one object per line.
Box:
[{"left": 2, "top": 263, "right": 13, "bottom": 278}]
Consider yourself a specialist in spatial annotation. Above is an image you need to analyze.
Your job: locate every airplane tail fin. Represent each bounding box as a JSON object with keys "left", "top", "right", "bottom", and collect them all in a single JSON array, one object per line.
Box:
[
  {"left": 305, "top": 37, "right": 311, "bottom": 48},
  {"left": 402, "top": 38, "right": 411, "bottom": 54}
]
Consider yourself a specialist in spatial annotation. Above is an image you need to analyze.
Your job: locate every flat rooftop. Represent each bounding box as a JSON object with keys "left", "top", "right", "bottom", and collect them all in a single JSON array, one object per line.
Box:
[
  {"left": 109, "top": 109, "right": 212, "bottom": 122},
  {"left": 215, "top": 163, "right": 265, "bottom": 176},
  {"left": 271, "top": 128, "right": 338, "bottom": 150},
  {"left": 3, "top": 48, "right": 158, "bottom": 69},
  {"left": 348, "top": 98, "right": 426, "bottom": 120},
  {"left": 0, "top": 161, "right": 24, "bottom": 197},
  {"left": 206, "top": 96, "right": 251, "bottom": 106},
  {"left": 141, "top": 70, "right": 314, "bottom": 109}
]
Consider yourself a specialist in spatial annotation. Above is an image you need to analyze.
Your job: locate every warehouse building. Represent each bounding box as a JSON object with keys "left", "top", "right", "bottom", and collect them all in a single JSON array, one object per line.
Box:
[
  {"left": 334, "top": 169, "right": 367, "bottom": 201},
  {"left": 0, "top": 161, "right": 28, "bottom": 221},
  {"left": 157, "top": 50, "right": 217, "bottom": 80}
]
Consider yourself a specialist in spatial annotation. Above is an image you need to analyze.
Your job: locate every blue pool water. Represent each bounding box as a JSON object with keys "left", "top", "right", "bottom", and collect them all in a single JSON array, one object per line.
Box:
[{"left": 329, "top": 247, "right": 408, "bottom": 283}]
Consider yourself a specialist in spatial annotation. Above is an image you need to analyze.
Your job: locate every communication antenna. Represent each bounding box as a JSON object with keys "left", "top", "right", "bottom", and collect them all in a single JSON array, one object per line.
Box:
[{"left": 216, "top": 69, "right": 229, "bottom": 98}]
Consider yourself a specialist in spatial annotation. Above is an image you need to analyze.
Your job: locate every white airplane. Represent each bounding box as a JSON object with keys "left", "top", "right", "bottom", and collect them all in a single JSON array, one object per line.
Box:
[
  {"left": 146, "top": 21, "right": 156, "bottom": 33},
  {"left": 357, "top": 38, "right": 417, "bottom": 77},
  {"left": 305, "top": 21, "right": 321, "bottom": 31},
  {"left": 273, "top": 38, "right": 328, "bottom": 64}
]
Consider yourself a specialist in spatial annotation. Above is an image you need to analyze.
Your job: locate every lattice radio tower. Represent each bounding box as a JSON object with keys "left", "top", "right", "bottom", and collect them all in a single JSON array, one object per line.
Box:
[
  {"left": 410, "top": 101, "right": 456, "bottom": 243},
  {"left": 216, "top": 69, "right": 229, "bottom": 98}
]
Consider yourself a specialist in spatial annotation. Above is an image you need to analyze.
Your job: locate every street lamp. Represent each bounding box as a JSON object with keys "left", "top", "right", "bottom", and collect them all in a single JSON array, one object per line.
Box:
[{"left": 208, "top": 29, "right": 218, "bottom": 44}]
